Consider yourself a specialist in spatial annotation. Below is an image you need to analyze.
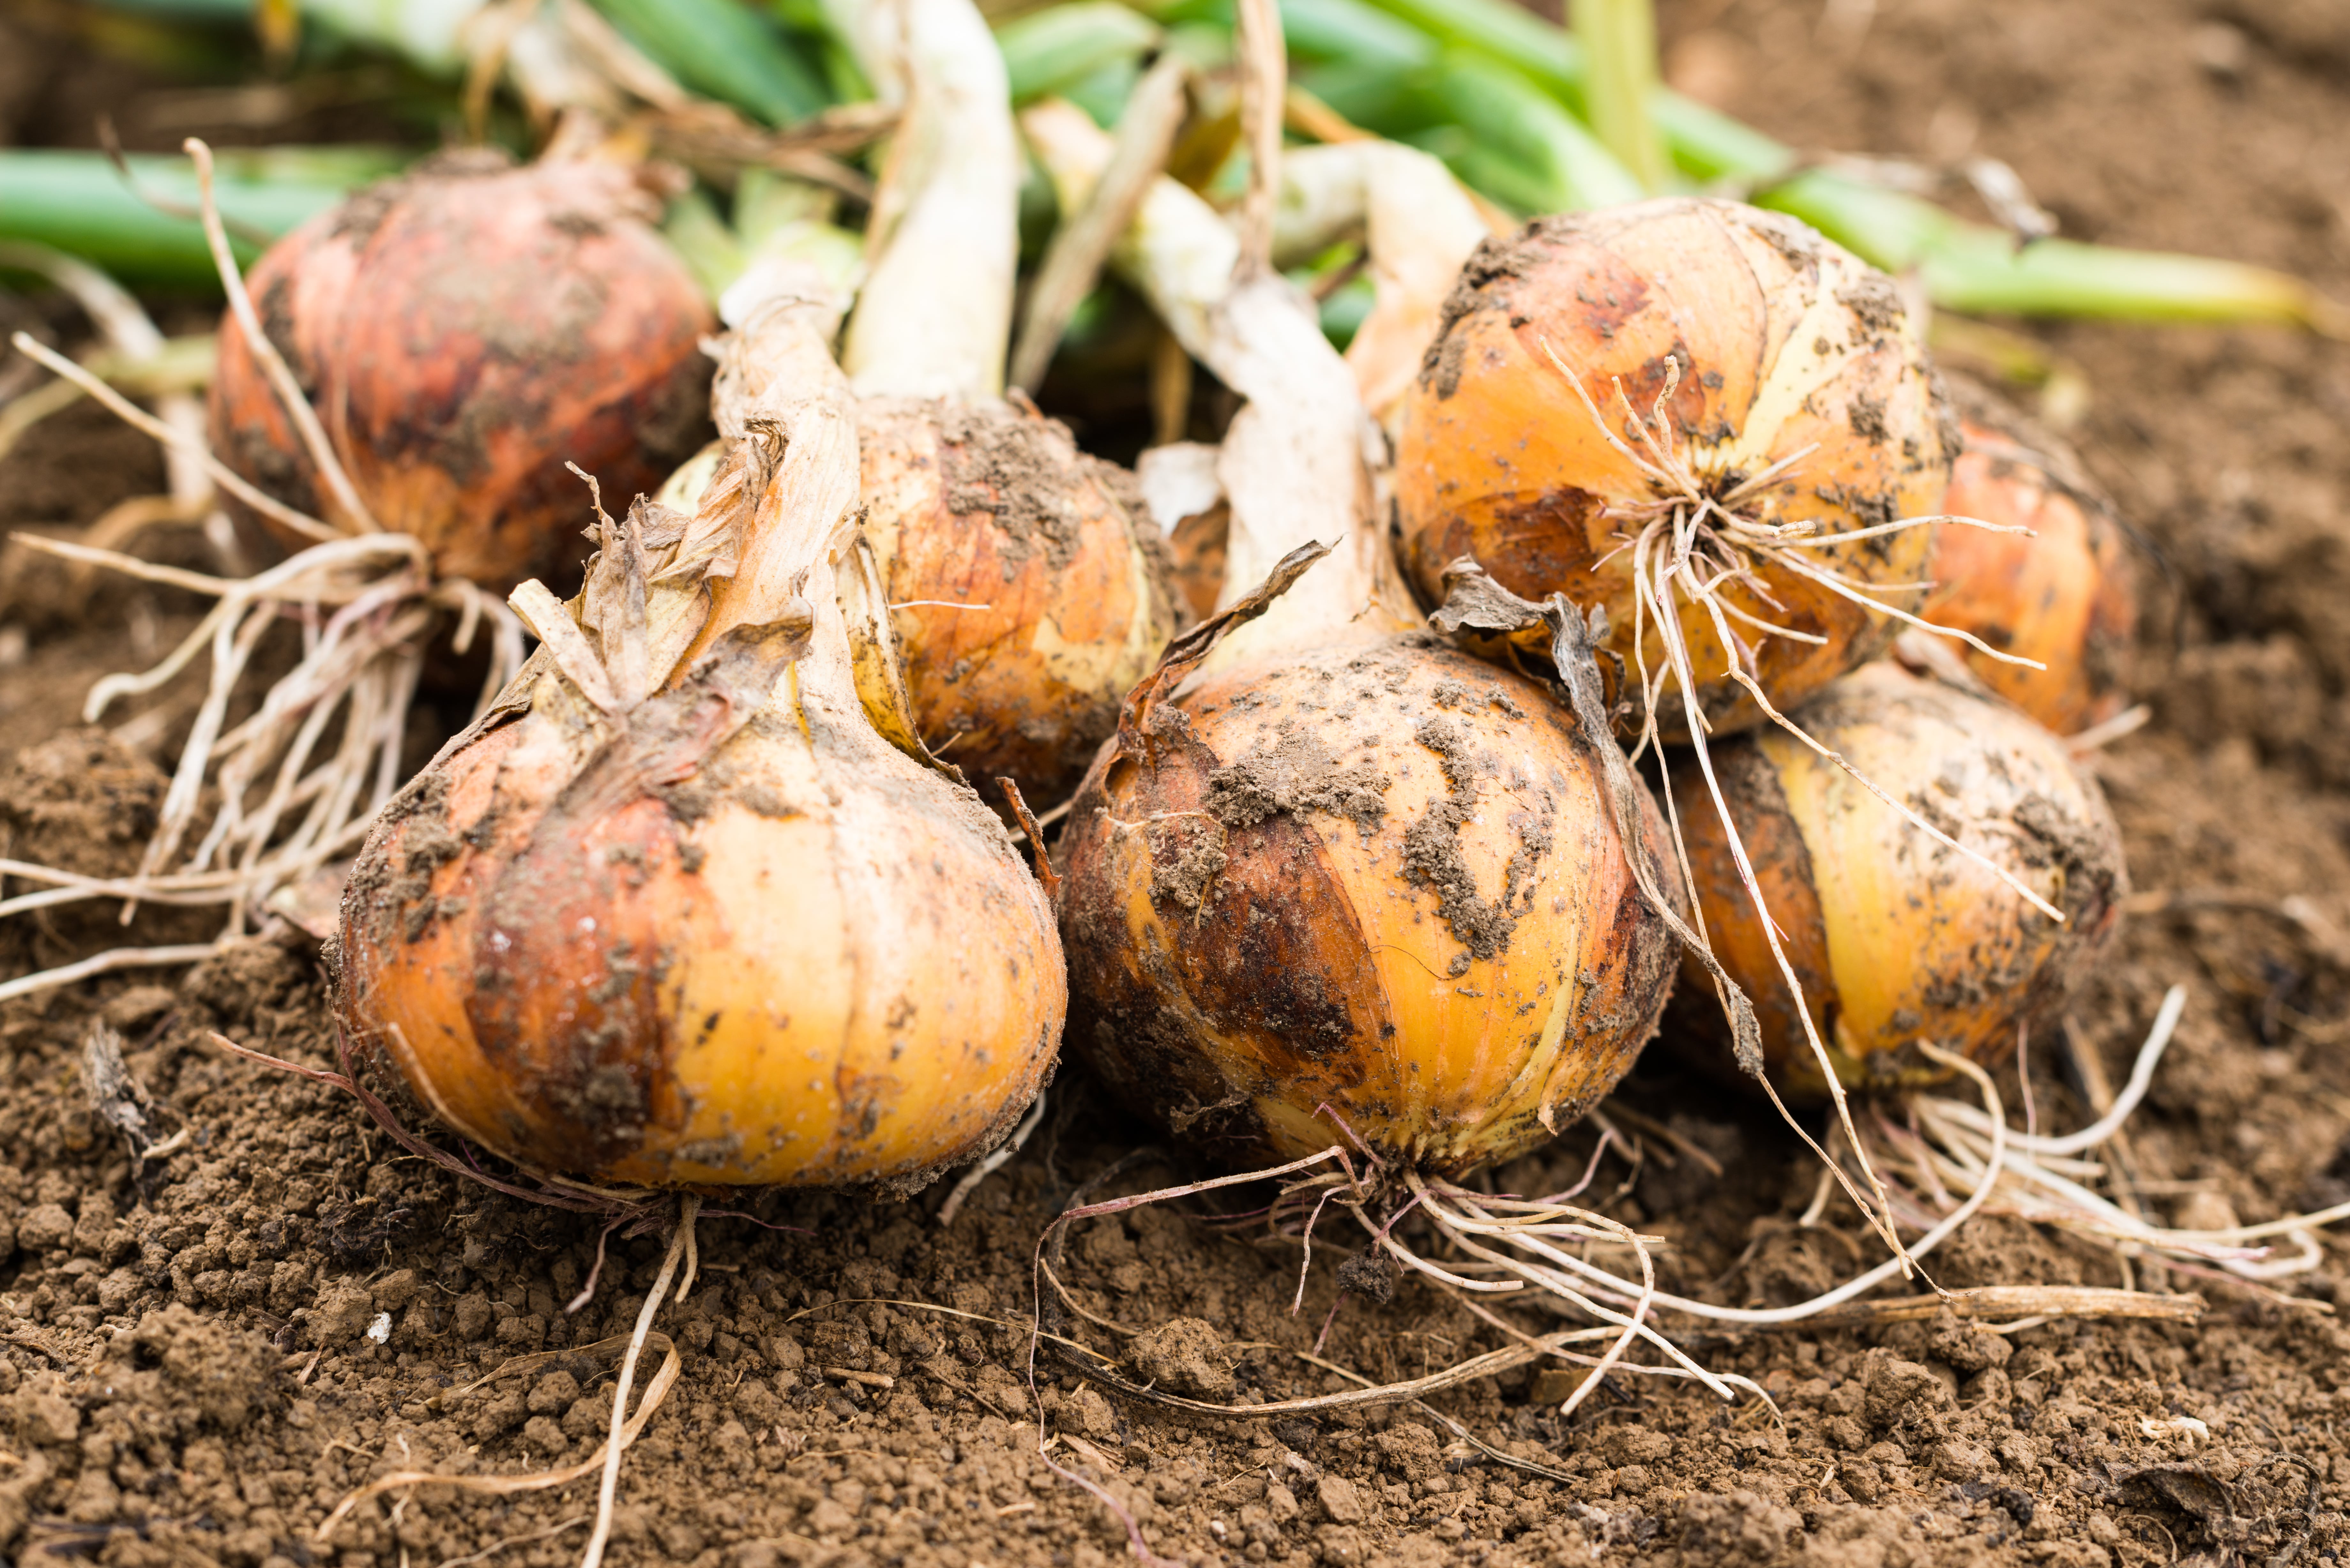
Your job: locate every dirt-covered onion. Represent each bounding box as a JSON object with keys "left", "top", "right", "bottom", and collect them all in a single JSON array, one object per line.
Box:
[
  {"left": 1396, "top": 200, "right": 1959, "bottom": 736},
  {"left": 852, "top": 400, "right": 1175, "bottom": 804},
  {"left": 1060, "top": 627, "right": 1684, "bottom": 1172},
  {"left": 208, "top": 151, "right": 714, "bottom": 592},
  {"left": 1920, "top": 387, "right": 2138, "bottom": 734},
  {"left": 1033, "top": 104, "right": 1682, "bottom": 1174},
  {"left": 332, "top": 307, "right": 1063, "bottom": 1190},
  {"left": 1671, "top": 661, "right": 2126, "bottom": 1096},
  {"left": 826, "top": 0, "right": 1175, "bottom": 808}
]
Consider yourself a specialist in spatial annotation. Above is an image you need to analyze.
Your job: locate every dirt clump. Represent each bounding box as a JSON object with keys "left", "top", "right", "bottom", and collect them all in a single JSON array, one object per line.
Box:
[
  {"left": 0, "top": 728, "right": 167, "bottom": 881},
  {"left": 1127, "top": 1316, "right": 1239, "bottom": 1399}
]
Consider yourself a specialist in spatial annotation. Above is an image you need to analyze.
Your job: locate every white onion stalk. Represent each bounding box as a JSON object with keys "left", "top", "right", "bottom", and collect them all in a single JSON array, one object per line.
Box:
[
  {"left": 1272, "top": 140, "right": 1497, "bottom": 435},
  {"left": 1022, "top": 102, "right": 1417, "bottom": 675},
  {"left": 830, "top": 0, "right": 1021, "bottom": 400}
]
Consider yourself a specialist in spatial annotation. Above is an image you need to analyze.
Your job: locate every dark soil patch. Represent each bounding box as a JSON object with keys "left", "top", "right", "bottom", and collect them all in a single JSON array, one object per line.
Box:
[{"left": 5, "top": 2, "right": 2350, "bottom": 1567}]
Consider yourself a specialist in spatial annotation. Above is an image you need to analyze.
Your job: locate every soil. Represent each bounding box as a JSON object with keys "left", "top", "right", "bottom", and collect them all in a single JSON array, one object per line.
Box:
[{"left": 7, "top": 3, "right": 2350, "bottom": 1568}]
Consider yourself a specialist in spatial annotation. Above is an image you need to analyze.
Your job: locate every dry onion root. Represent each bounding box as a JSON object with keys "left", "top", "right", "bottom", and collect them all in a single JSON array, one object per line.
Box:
[
  {"left": 334, "top": 300, "right": 1065, "bottom": 1191},
  {"left": 1671, "top": 661, "right": 2129, "bottom": 1096},
  {"left": 1914, "top": 381, "right": 2141, "bottom": 735}
]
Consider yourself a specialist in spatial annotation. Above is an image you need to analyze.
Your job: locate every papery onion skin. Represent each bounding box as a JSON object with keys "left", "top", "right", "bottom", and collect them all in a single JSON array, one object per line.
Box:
[
  {"left": 333, "top": 625, "right": 1064, "bottom": 1193},
  {"left": 1396, "top": 198, "right": 1958, "bottom": 735},
  {"left": 209, "top": 154, "right": 714, "bottom": 592},
  {"left": 1922, "top": 400, "right": 2138, "bottom": 735},
  {"left": 1671, "top": 661, "right": 2126, "bottom": 1097},
  {"left": 1058, "top": 638, "right": 1681, "bottom": 1174},
  {"left": 857, "top": 399, "right": 1179, "bottom": 810}
]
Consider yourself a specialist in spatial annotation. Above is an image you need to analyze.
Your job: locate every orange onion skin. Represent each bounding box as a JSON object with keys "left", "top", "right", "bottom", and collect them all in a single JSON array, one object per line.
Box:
[
  {"left": 857, "top": 399, "right": 1178, "bottom": 809},
  {"left": 1058, "top": 637, "right": 1681, "bottom": 1174},
  {"left": 334, "top": 661, "right": 1063, "bottom": 1192},
  {"left": 1924, "top": 416, "right": 2138, "bottom": 734},
  {"left": 1395, "top": 199, "right": 1957, "bottom": 735},
  {"left": 1671, "top": 662, "right": 2126, "bottom": 1095},
  {"left": 208, "top": 155, "right": 714, "bottom": 591}
]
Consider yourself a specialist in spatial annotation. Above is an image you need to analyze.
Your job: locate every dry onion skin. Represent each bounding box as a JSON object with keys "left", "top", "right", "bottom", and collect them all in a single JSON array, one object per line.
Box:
[
  {"left": 208, "top": 152, "right": 714, "bottom": 593},
  {"left": 1396, "top": 199, "right": 1959, "bottom": 736},
  {"left": 1920, "top": 392, "right": 2139, "bottom": 734},
  {"left": 1671, "top": 661, "right": 2127, "bottom": 1097},
  {"left": 333, "top": 308, "right": 1063, "bottom": 1190}
]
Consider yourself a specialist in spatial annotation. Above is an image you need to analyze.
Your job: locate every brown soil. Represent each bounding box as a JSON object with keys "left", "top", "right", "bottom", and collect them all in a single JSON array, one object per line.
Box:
[{"left": 6, "top": 2, "right": 2350, "bottom": 1567}]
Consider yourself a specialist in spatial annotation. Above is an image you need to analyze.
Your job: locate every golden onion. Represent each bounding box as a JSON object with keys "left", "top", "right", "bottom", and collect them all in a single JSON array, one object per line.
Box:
[
  {"left": 1672, "top": 661, "right": 2126, "bottom": 1096},
  {"left": 1059, "top": 617, "right": 1683, "bottom": 1173},
  {"left": 333, "top": 308, "right": 1063, "bottom": 1190},
  {"left": 853, "top": 399, "right": 1175, "bottom": 808},
  {"left": 1921, "top": 386, "right": 2139, "bottom": 735},
  {"left": 1396, "top": 199, "right": 1958, "bottom": 736}
]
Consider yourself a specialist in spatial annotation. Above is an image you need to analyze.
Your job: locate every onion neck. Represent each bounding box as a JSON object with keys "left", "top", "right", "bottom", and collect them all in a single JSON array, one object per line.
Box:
[
  {"left": 1275, "top": 142, "right": 1495, "bottom": 436},
  {"left": 832, "top": 0, "right": 1019, "bottom": 402},
  {"left": 1023, "top": 103, "right": 1415, "bottom": 669},
  {"left": 665, "top": 308, "right": 865, "bottom": 711}
]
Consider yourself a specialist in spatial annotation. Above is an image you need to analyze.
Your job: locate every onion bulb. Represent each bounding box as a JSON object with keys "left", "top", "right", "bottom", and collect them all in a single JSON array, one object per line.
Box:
[
  {"left": 1920, "top": 385, "right": 2138, "bottom": 734},
  {"left": 1034, "top": 106, "right": 1681, "bottom": 1173},
  {"left": 332, "top": 306, "right": 1063, "bottom": 1190},
  {"left": 853, "top": 399, "right": 1176, "bottom": 807},
  {"left": 209, "top": 151, "right": 714, "bottom": 593},
  {"left": 1059, "top": 606, "right": 1685, "bottom": 1172},
  {"left": 1671, "top": 661, "right": 2126, "bottom": 1096},
  {"left": 1396, "top": 199, "right": 1958, "bottom": 736},
  {"left": 808, "top": 0, "right": 1177, "bottom": 810}
]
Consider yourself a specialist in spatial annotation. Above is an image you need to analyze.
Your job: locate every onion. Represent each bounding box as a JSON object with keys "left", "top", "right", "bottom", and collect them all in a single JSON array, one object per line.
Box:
[
  {"left": 1671, "top": 661, "right": 2127, "bottom": 1095},
  {"left": 1919, "top": 385, "right": 2138, "bottom": 735},
  {"left": 853, "top": 399, "right": 1177, "bottom": 805},
  {"left": 1395, "top": 199, "right": 1959, "bottom": 736},
  {"left": 1031, "top": 101, "right": 1682, "bottom": 1174},
  {"left": 814, "top": 0, "right": 1177, "bottom": 809},
  {"left": 1058, "top": 607, "right": 1685, "bottom": 1172},
  {"left": 332, "top": 305, "right": 1064, "bottom": 1190},
  {"left": 208, "top": 151, "right": 714, "bottom": 593}
]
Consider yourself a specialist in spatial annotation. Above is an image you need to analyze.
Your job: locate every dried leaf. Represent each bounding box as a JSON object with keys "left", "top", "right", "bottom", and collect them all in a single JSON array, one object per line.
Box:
[
  {"left": 80, "top": 1022, "right": 157, "bottom": 1158},
  {"left": 1113, "top": 539, "right": 1330, "bottom": 764}
]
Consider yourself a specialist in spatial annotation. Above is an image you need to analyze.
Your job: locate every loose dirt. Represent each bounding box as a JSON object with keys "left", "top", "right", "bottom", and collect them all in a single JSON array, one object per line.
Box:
[{"left": 6, "top": 1, "right": 2350, "bottom": 1566}]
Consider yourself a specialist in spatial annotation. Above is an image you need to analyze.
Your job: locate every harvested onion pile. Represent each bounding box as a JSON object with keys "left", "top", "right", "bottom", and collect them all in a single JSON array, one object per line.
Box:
[{"left": 335, "top": 303, "right": 1064, "bottom": 1189}]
